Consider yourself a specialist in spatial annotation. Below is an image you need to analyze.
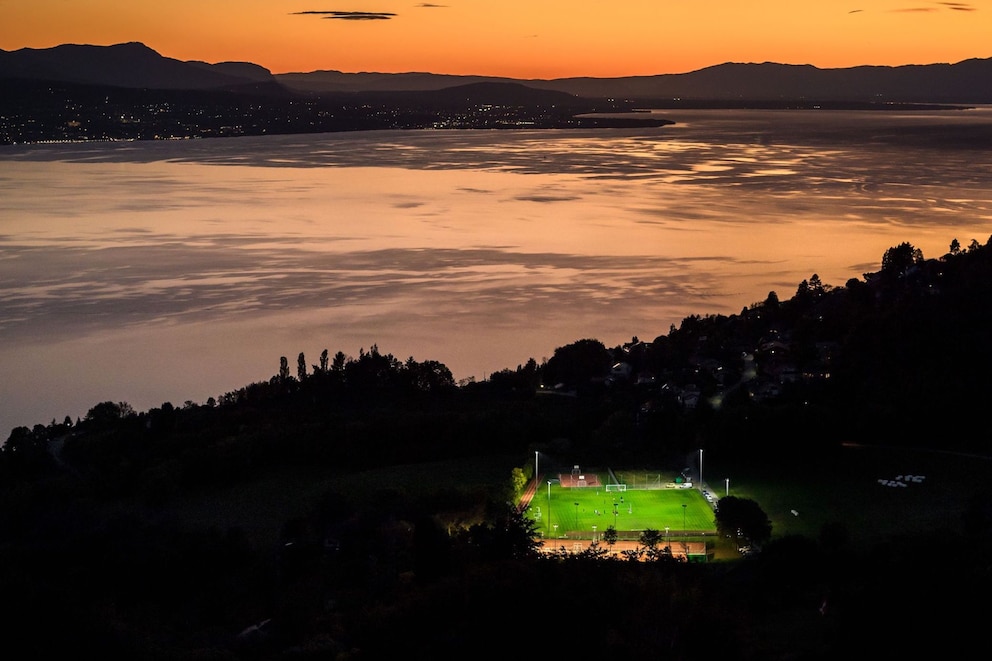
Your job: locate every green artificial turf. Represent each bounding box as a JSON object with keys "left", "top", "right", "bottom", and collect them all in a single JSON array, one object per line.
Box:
[{"left": 527, "top": 473, "right": 716, "bottom": 541}]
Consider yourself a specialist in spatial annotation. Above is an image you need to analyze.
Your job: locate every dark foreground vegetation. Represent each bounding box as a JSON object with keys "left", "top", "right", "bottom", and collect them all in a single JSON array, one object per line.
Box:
[{"left": 3, "top": 237, "right": 992, "bottom": 659}]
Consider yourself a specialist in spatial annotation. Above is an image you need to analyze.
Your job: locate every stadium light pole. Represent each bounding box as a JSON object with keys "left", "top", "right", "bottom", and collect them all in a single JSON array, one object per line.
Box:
[
  {"left": 682, "top": 503, "right": 688, "bottom": 557},
  {"left": 699, "top": 448, "right": 703, "bottom": 486},
  {"left": 535, "top": 451, "right": 538, "bottom": 481},
  {"left": 725, "top": 477, "right": 729, "bottom": 497},
  {"left": 547, "top": 480, "right": 552, "bottom": 535},
  {"left": 574, "top": 502, "right": 579, "bottom": 531}
]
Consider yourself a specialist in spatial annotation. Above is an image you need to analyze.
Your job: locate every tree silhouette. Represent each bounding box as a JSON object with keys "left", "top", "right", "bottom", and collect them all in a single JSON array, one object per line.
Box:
[
  {"left": 84, "top": 400, "right": 135, "bottom": 427},
  {"left": 405, "top": 357, "right": 455, "bottom": 392},
  {"left": 602, "top": 525, "right": 618, "bottom": 554},
  {"left": 542, "top": 338, "right": 610, "bottom": 387},
  {"left": 880, "top": 241, "right": 923, "bottom": 276},
  {"left": 332, "top": 351, "right": 347, "bottom": 373},
  {"left": 714, "top": 495, "right": 772, "bottom": 548},
  {"left": 639, "top": 527, "right": 666, "bottom": 560},
  {"left": 465, "top": 502, "right": 541, "bottom": 560}
]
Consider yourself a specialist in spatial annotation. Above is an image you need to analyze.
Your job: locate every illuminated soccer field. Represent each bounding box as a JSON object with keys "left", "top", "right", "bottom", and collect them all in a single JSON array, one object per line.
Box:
[{"left": 526, "top": 472, "right": 716, "bottom": 541}]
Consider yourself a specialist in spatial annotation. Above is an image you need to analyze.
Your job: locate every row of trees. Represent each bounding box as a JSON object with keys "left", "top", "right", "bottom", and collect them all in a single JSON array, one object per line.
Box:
[{"left": 275, "top": 344, "right": 455, "bottom": 395}]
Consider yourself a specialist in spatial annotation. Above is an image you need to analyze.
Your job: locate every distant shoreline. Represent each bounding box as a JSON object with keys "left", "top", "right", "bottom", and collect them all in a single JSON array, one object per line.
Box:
[{"left": 624, "top": 100, "right": 974, "bottom": 111}]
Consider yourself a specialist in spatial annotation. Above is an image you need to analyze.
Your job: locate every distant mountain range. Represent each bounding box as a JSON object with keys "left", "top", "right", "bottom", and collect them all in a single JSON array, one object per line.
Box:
[
  {"left": 2, "top": 41, "right": 991, "bottom": 104},
  {"left": 278, "top": 59, "right": 992, "bottom": 105}
]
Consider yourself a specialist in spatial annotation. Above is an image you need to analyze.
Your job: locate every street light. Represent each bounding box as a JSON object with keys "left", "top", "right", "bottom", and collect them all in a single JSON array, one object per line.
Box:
[
  {"left": 682, "top": 503, "right": 688, "bottom": 557},
  {"left": 535, "top": 451, "right": 539, "bottom": 481},
  {"left": 725, "top": 477, "right": 729, "bottom": 497},
  {"left": 574, "top": 502, "right": 579, "bottom": 531},
  {"left": 592, "top": 525, "right": 597, "bottom": 543},
  {"left": 613, "top": 502, "right": 618, "bottom": 529}
]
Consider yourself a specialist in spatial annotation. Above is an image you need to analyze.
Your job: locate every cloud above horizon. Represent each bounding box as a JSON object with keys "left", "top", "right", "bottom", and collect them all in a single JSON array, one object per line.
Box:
[
  {"left": 292, "top": 10, "right": 397, "bottom": 21},
  {"left": 890, "top": 1, "right": 976, "bottom": 11},
  {"left": 849, "top": 2, "right": 977, "bottom": 12}
]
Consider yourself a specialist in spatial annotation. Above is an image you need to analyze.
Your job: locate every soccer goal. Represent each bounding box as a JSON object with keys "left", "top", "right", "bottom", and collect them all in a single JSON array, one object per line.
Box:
[{"left": 605, "top": 483, "right": 627, "bottom": 493}]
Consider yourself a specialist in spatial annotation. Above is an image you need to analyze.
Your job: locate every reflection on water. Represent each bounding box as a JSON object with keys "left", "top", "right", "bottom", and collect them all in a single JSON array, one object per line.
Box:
[{"left": 1, "top": 108, "right": 991, "bottom": 432}]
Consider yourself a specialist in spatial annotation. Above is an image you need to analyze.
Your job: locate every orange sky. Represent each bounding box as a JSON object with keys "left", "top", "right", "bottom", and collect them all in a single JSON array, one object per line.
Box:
[{"left": 1, "top": 1, "right": 990, "bottom": 78}]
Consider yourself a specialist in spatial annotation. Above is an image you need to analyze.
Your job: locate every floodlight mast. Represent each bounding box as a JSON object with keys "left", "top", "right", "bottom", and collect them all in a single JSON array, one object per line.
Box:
[{"left": 547, "top": 480, "right": 552, "bottom": 536}]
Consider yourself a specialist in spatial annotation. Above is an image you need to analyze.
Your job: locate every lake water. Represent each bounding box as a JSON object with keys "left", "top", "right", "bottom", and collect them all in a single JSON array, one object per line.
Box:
[{"left": 2, "top": 108, "right": 991, "bottom": 434}]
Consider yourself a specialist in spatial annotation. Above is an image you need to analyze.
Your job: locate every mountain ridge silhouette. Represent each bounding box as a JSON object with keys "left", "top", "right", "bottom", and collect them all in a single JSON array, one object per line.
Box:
[{"left": 3, "top": 42, "right": 991, "bottom": 103}]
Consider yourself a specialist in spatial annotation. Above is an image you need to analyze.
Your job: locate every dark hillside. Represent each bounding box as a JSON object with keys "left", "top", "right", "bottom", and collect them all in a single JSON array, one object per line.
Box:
[
  {"left": 0, "top": 76, "right": 666, "bottom": 144},
  {"left": 392, "top": 81, "right": 584, "bottom": 107},
  {"left": 3, "top": 237, "right": 992, "bottom": 658},
  {"left": 6, "top": 237, "right": 992, "bottom": 490}
]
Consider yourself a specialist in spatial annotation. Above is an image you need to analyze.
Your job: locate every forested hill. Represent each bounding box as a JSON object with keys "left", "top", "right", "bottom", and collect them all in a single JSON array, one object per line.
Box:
[{"left": 6, "top": 235, "right": 992, "bottom": 479}]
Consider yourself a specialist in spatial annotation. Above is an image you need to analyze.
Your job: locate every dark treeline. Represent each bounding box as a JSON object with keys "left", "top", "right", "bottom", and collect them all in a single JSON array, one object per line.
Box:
[{"left": 2, "top": 236, "right": 992, "bottom": 658}]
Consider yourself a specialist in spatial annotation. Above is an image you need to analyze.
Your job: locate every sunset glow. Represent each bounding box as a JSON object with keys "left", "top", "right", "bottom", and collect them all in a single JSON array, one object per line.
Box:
[{"left": 2, "top": 1, "right": 990, "bottom": 78}]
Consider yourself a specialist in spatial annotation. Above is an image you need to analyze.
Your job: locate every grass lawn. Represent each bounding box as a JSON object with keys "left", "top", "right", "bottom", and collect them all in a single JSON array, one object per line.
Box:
[{"left": 706, "top": 443, "right": 992, "bottom": 548}]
